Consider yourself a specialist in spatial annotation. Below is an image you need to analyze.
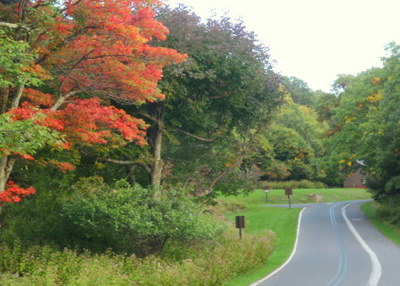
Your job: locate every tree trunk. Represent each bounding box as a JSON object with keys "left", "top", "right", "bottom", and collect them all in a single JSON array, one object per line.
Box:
[
  {"left": 0, "top": 156, "right": 16, "bottom": 192},
  {"left": 142, "top": 103, "right": 166, "bottom": 200},
  {"left": 1, "top": 87, "right": 9, "bottom": 113},
  {"left": 150, "top": 122, "right": 163, "bottom": 199},
  {"left": 0, "top": 156, "right": 17, "bottom": 215}
]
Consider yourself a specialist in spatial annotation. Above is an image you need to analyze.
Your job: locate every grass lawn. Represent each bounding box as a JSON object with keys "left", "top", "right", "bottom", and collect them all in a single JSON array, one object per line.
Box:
[
  {"left": 360, "top": 201, "right": 400, "bottom": 246},
  {"left": 220, "top": 188, "right": 372, "bottom": 286}
]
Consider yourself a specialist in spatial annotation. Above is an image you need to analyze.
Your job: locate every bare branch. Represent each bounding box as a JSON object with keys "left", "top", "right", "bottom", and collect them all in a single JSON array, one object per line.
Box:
[
  {"left": 99, "top": 158, "right": 152, "bottom": 174},
  {"left": 0, "top": 22, "right": 19, "bottom": 29},
  {"left": 51, "top": 90, "right": 79, "bottom": 110},
  {"left": 208, "top": 90, "right": 237, "bottom": 100},
  {"left": 139, "top": 112, "right": 160, "bottom": 123},
  {"left": 172, "top": 127, "right": 214, "bottom": 142}
]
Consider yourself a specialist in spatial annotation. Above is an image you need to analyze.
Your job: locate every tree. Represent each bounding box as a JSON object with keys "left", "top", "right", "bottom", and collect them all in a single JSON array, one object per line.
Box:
[
  {"left": 103, "top": 5, "right": 281, "bottom": 195},
  {"left": 251, "top": 91, "right": 327, "bottom": 182},
  {"left": 358, "top": 43, "right": 400, "bottom": 207},
  {"left": 281, "top": 76, "right": 316, "bottom": 106},
  {"left": 0, "top": 0, "right": 185, "bottom": 204},
  {"left": 325, "top": 68, "right": 383, "bottom": 182},
  {"left": 313, "top": 90, "right": 338, "bottom": 124}
]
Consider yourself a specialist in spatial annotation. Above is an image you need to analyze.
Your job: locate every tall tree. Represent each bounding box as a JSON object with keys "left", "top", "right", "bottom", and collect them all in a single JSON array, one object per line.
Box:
[
  {"left": 103, "top": 5, "right": 281, "bottom": 195},
  {"left": 0, "top": 0, "right": 185, "bottom": 204},
  {"left": 282, "top": 76, "right": 316, "bottom": 106},
  {"left": 250, "top": 91, "right": 327, "bottom": 182}
]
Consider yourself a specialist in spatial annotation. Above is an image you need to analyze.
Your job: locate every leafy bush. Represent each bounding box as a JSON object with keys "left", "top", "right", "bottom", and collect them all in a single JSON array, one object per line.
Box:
[
  {"left": 0, "top": 178, "right": 223, "bottom": 256},
  {"left": 0, "top": 186, "right": 67, "bottom": 246},
  {"left": 261, "top": 180, "right": 326, "bottom": 189},
  {"left": 374, "top": 195, "right": 400, "bottom": 225},
  {"left": 60, "top": 179, "right": 222, "bottom": 255},
  {"left": 0, "top": 230, "right": 275, "bottom": 286}
]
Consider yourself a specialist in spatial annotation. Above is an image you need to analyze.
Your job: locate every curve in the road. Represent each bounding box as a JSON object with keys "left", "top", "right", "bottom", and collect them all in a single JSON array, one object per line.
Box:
[
  {"left": 342, "top": 202, "right": 382, "bottom": 286},
  {"left": 251, "top": 200, "right": 386, "bottom": 286}
]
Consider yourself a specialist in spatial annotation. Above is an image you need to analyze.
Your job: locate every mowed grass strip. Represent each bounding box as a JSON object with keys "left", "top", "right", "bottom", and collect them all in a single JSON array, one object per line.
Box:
[
  {"left": 220, "top": 188, "right": 372, "bottom": 286},
  {"left": 361, "top": 201, "right": 400, "bottom": 247},
  {"left": 223, "top": 188, "right": 372, "bottom": 206}
]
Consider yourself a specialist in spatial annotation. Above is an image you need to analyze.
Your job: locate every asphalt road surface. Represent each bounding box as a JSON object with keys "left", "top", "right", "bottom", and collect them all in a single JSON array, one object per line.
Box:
[{"left": 251, "top": 200, "right": 400, "bottom": 286}]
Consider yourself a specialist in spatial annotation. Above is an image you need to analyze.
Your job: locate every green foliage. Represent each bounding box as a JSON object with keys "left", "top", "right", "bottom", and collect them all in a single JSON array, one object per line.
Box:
[
  {"left": 0, "top": 230, "right": 274, "bottom": 286},
  {"left": 60, "top": 179, "right": 221, "bottom": 255},
  {"left": 325, "top": 43, "right": 400, "bottom": 210},
  {"left": 0, "top": 178, "right": 222, "bottom": 256},
  {"left": 249, "top": 97, "right": 328, "bottom": 182},
  {"left": 0, "top": 30, "right": 45, "bottom": 88},
  {"left": 313, "top": 91, "right": 339, "bottom": 123},
  {"left": 0, "top": 114, "right": 63, "bottom": 156},
  {"left": 0, "top": 183, "right": 69, "bottom": 245},
  {"left": 281, "top": 76, "right": 316, "bottom": 106},
  {"left": 133, "top": 5, "right": 282, "bottom": 194},
  {"left": 261, "top": 180, "right": 326, "bottom": 189}
]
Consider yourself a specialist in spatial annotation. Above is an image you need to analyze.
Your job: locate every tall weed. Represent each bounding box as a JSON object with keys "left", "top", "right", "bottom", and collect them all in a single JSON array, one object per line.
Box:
[{"left": 0, "top": 229, "right": 275, "bottom": 286}]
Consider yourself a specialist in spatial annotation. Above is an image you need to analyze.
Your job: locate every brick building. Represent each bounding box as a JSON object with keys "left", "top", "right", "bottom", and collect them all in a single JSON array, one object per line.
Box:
[{"left": 343, "top": 169, "right": 366, "bottom": 188}]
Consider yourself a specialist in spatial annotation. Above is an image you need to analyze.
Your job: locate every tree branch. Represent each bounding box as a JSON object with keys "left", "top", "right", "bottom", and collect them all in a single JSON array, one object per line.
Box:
[
  {"left": 139, "top": 112, "right": 161, "bottom": 123},
  {"left": 51, "top": 90, "right": 79, "bottom": 111},
  {"left": 0, "top": 22, "right": 19, "bottom": 29},
  {"left": 172, "top": 127, "right": 214, "bottom": 142},
  {"left": 11, "top": 83, "right": 25, "bottom": 109},
  {"left": 99, "top": 158, "right": 152, "bottom": 174},
  {"left": 208, "top": 90, "right": 237, "bottom": 100}
]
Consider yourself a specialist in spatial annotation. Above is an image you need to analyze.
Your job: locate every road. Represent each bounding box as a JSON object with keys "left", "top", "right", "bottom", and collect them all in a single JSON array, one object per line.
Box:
[{"left": 251, "top": 200, "right": 400, "bottom": 286}]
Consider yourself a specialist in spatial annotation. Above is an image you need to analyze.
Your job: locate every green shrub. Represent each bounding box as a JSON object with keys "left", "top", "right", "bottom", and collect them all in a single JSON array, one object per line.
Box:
[
  {"left": 374, "top": 195, "right": 400, "bottom": 225},
  {"left": 261, "top": 180, "right": 326, "bottom": 189},
  {"left": 0, "top": 187, "right": 67, "bottom": 247},
  {"left": 60, "top": 180, "right": 222, "bottom": 255}
]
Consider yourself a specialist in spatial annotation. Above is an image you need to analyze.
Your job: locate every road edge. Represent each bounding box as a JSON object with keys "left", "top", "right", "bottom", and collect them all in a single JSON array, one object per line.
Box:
[
  {"left": 249, "top": 207, "right": 306, "bottom": 286},
  {"left": 342, "top": 201, "right": 382, "bottom": 286}
]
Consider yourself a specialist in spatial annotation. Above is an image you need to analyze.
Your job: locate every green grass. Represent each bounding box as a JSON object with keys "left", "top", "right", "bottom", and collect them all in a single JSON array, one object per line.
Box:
[
  {"left": 220, "top": 188, "right": 372, "bottom": 286},
  {"left": 361, "top": 201, "right": 400, "bottom": 246},
  {"left": 222, "top": 188, "right": 371, "bottom": 206},
  {"left": 223, "top": 205, "right": 300, "bottom": 286}
]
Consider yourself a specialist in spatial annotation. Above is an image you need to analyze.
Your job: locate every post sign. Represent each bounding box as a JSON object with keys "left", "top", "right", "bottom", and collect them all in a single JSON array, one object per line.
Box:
[
  {"left": 235, "top": 216, "right": 245, "bottom": 228},
  {"left": 264, "top": 188, "right": 269, "bottom": 202},
  {"left": 284, "top": 187, "right": 293, "bottom": 208},
  {"left": 285, "top": 187, "right": 293, "bottom": 196},
  {"left": 235, "top": 216, "right": 245, "bottom": 239}
]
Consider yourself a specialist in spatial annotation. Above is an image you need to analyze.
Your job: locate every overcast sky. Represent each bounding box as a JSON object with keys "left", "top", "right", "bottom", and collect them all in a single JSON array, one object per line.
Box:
[{"left": 166, "top": 0, "right": 400, "bottom": 92}]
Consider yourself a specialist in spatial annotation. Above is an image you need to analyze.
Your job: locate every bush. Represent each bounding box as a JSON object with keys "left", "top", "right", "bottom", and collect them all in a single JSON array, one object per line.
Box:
[
  {"left": 375, "top": 195, "right": 400, "bottom": 225},
  {"left": 261, "top": 180, "right": 326, "bottom": 189},
  {"left": 60, "top": 179, "right": 222, "bottom": 255},
  {"left": 0, "top": 186, "right": 67, "bottom": 247}
]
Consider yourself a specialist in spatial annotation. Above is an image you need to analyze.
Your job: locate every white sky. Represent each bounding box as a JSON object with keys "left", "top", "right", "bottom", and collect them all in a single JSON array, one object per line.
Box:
[{"left": 165, "top": 0, "right": 400, "bottom": 92}]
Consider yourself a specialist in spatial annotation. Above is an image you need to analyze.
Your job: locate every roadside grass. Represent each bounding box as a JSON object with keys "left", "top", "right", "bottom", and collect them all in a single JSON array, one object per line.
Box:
[
  {"left": 220, "top": 188, "right": 372, "bottom": 286},
  {"left": 0, "top": 229, "right": 275, "bottom": 286},
  {"left": 222, "top": 205, "right": 300, "bottom": 286},
  {"left": 223, "top": 188, "right": 371, "bottom": 206},
  {"left": 360, "top": 201, "right": 400, "bottom": 247}
]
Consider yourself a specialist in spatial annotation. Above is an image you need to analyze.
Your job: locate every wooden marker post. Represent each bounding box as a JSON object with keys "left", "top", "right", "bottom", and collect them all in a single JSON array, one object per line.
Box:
[
  {"left": 285, "top": 187, "right": 293, "bottom": 208},
  {"left": 235, "top": 216, "right": 245, "bottom": 239},
  {"left": 264, "top": 188, "right": 269, "bottom": 202}
]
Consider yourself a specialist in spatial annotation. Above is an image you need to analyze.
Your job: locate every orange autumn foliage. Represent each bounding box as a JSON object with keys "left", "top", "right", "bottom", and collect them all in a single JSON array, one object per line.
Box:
[
  {"left": 0, "top": 181, "right": 36, "bottom": 205},
  {"left": 0, "top": 0, "right": 186, "bottom": 201}
]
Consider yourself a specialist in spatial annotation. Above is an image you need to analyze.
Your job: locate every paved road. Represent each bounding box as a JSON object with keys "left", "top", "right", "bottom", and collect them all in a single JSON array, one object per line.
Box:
[{"left": 252, "top": 200, "right": 400, "bottom": 286}]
